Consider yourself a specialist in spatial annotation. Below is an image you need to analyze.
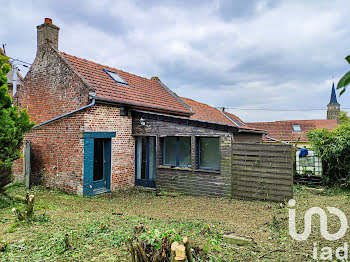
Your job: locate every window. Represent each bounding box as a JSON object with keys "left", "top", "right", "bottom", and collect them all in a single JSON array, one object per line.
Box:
[
  {"left": 198, "top": 137, "right": 220, "bottom": 170},
  {"left": 293, "top": 125, "right": 302, "bottom": 132},
  {"left": 120, "top": 106, "right": 128, "bottom": 116},
  {"left": 163, "top": 137, "right": 191, "bottom": 167},
  {"left": 104, "top": 69, "right": 128, "bottom": 85}
]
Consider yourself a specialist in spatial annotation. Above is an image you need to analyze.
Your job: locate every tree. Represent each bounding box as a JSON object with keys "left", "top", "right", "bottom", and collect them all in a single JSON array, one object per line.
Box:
[
  {"left": 339, "top": 110, "right": 350, "bottom": 124},
  {"left": 0, "top": 49, "right": 35, "bottom": 192},
  {"left": 307, "top": 122, "right": 350, "bottom": 187},
  {"left": 337, "top": 55, "right": 350, "bottom": 95}
]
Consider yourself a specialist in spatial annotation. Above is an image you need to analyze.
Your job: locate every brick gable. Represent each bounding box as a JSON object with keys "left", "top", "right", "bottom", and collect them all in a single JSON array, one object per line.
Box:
[{"left": 15, "top": 45, "right": 93, "bottom": 125}]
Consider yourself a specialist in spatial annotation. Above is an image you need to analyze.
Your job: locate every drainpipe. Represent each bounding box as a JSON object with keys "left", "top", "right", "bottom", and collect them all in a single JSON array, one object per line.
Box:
[{"left": 33, "top": 92, "right": 96, "bottom": 129}]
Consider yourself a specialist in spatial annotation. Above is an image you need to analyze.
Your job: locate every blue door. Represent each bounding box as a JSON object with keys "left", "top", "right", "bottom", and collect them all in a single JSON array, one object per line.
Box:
[
  {"left": 135, "top": 137, "right": 156, "bottom": 188},
  {"left": 83, "top": 132, "right": 115, "bottom": 196}
]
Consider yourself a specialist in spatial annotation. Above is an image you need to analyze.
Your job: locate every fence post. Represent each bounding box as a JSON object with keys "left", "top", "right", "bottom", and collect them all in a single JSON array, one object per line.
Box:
[{"left": 23, "top": 140, "right": 31, "bottom": 189}]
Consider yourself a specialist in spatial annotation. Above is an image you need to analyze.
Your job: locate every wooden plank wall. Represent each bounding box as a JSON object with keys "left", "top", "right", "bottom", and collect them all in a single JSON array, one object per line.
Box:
[
  {"left": 232, "top": 143, "right": 293, "bottom": 202},
  {"left": 157, "top": 168, "right": 230, "bottom": 197}
]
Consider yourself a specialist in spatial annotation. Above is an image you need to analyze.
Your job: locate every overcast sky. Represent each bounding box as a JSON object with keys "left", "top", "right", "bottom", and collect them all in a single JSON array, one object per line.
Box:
[{"left": 1, "top": 0, "right": 349, "bottom": 122}]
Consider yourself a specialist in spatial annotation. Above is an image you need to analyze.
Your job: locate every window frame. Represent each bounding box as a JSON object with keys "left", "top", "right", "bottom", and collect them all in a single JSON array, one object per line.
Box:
[
  {"left": 197, "top": 137, "right": 220, "bottom": 171},
  {"left": 162, "top": 136, "right": 191, "bottom": 168},
  {"left": 103, "top": 69, "right": 129, "bottom": 86},
  {"left": 292, "top": 125, "right": 302, "bottom": 132},
  {"left": 120, "top": 106, "right": 129, "bottom": 116}
]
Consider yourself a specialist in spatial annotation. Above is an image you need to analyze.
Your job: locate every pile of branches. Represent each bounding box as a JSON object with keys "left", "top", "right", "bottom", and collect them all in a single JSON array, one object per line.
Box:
[{"left": 127, "top": 225, "right": 196, "bottom": 262}]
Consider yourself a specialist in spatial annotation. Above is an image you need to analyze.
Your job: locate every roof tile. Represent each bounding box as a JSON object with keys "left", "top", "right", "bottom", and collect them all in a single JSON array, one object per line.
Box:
[
  {"left": 61, "top": 52, "right": 191, "bottom": 115},
  {"left": 181, "top": 97, "right": 261, "bottom": 131}
]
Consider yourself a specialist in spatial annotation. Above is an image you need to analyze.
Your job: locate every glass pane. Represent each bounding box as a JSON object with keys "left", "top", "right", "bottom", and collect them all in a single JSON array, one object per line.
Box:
[
  {"left": 179, "top": 137, "right": 191, "bottom": 167},
  {"left": 136, "top": 137, "right": 142, "bottom": 180},
  {"left": 200, "top": 137, "right": 220, "bottom": 170},
  {"left": 93, "top": 139, "right": 104, "bottom": 181},
  {"left": 141, "top": 137, "right": 147, "bottom": 179},
  {"left": 293, "top": 125, "right": 301, "bottom": 132},
  {"left": 148, "top": 137, "right": 156, "bottom": 181},
  {"left": 105, "top": 70, "right": 127, "bottom": 84},
  {"left": 163, "top": 137, "right": 177, "bottom": 166}
]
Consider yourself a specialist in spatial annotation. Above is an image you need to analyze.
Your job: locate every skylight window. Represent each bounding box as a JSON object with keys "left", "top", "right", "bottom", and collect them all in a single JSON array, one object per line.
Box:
[
  {"left": 293, "top": 125, "right": 302, "bottom": 132},
  {"left": 104, "top": 69, "right": 128, "bottom": 85}
]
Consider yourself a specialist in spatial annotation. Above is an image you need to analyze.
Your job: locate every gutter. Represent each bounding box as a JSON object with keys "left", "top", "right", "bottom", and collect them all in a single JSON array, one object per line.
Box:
[
  {"left": 265, "top": 135, "right": 286, "bottom": 143},
  {"left": 33, "top": 92, "right": 96, "bottom": 129},
  {"left": 265, "top": 135, "right": 304, "bottom": 149},
  {"left": 238, "top": 128, "right": 266, "bottom": 134}
]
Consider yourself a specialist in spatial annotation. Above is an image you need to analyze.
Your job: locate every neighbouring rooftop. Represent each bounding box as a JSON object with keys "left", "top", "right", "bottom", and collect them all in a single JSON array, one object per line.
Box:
[{"left": 247, "top": 119, "right": 338, "bottom": 142}]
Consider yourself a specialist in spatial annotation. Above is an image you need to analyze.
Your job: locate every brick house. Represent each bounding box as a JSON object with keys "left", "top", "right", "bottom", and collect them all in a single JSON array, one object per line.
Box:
[{"left": 13, "top": 19, "right": 265, "bottom": 197}]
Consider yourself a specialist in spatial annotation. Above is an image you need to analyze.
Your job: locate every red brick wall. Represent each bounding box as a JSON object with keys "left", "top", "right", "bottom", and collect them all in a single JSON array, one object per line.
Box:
[
  {"left": 15, "top": 44, "right": 92, "bottom": 125},
  {"left": 13, "top": 43, "right": 135, "bottom": 194},
  {"left": 13, "top": 113, "right": 85, "bottom": 194},
  {"left": 12, "top": 43, "right": 91, "bottom": 194},
  {"left": 84, "top": 105, "right": 135, "bottom": 190}
]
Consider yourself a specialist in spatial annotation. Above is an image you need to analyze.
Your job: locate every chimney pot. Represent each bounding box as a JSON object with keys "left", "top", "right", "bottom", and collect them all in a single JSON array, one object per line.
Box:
[
  {"left": 45, "top": 18, "right": 52, "bottom": 24},
  {"left": 151, "top": 76, "right": 160, "bottom": 81}
]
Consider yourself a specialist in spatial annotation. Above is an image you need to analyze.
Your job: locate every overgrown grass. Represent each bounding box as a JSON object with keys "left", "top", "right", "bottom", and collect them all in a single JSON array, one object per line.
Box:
[{"left": 1, "top": 184, "right": 350, "bottom": 261}]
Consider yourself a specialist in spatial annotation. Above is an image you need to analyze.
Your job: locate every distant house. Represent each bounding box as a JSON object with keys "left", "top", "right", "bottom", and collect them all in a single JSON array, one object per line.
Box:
[
  {"left": 13, "top": 18, "right": 265, "bottom": 197},
  {"left": 247, "top": 119, "right": 337, "bottom": 148},
  {"left": 247, "top": 84, "right": 339, "bottom": 148},
  {"left": 0, "top": 48, "right": 23, "bottom": 101}
]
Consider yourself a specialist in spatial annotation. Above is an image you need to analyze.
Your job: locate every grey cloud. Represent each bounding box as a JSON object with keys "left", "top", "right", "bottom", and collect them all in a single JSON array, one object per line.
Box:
[{"left": 1, "top": 0, "right": 350, "bottom": 122}]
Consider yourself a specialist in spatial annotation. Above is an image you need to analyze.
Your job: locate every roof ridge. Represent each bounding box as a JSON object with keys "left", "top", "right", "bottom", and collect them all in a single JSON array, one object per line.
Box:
[
  {"left": 60, "top": 51, "right": 154, "bottom": 82},
  {"left": 248, "top": 119, "right": 336, "bottom": 124},
  {"left": 181, "top": 97, "right": 219, "bottom": 109},
  {"left": 220, "top": 110, "right": 239, "bottom": 127}
]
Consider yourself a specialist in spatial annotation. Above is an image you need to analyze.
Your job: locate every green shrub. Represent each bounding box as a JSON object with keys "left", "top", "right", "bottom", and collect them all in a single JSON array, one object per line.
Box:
[
  {"left": 307, "top": 122, "right": 350, "bottom": 187},
  {"left": 0, "top": 50, "right": 35, "bottom": 192}
]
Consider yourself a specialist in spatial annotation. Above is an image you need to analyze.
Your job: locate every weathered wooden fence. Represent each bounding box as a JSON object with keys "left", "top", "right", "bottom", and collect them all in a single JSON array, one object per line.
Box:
[{"left": 232, "top": 143, "right": 293, "bottom": 202}]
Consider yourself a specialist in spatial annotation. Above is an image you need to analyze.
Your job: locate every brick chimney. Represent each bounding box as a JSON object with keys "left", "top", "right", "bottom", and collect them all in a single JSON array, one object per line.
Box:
[{"left": 37, "top": 18, "right": 60, "bottom": 51}]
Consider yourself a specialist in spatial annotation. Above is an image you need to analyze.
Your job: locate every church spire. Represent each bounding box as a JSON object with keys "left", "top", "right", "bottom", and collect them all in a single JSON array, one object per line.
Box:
[
  {"left": 327, "top": 80, "right": 340, "bottom": 123},
  {"left": 329, "top": 81, "right": 339, "bottom": 104}
]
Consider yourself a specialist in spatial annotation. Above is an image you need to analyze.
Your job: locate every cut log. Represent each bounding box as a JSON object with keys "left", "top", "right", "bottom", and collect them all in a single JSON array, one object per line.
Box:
[
  {"left": 183, "top": 237, "right": 194, "bottom": 262},
  {"left": 171, "top": 242, "right": 179, "bottom": 262},
  {"left": 2, "top": 191, "right": 26, "bottom": 203},
  {"left": 175, "top": 243, "right": 186, "bottom": 261},
  {"left": 26, "top": 194, "right": 35, "bottom": 219},
  {"left": 136, "top": 242, "right": 149, "bottom": 262},
  {"left": 11, "top": 208, "right": 25, "bottom": 221},
  {"left": 64, "top": 233, "right": 72, "bottom": 251},
  {"left": 223, "top": 233, "right": 253, "bottom": 245},
  {"left": 128, "top": 239, "right": 136, "bottom": 262}
]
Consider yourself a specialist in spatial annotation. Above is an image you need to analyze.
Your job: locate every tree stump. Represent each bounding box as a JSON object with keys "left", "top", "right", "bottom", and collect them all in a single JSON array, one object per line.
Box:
[
  {"left": 183, "top": 237, "right": 194, "bottom": 262},
  {"left": 175, "top": 243, "right": 186, "bottom": 261}
]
